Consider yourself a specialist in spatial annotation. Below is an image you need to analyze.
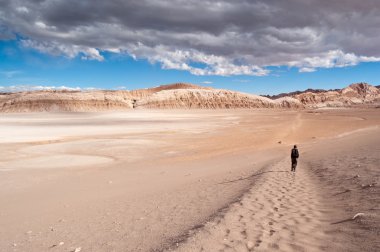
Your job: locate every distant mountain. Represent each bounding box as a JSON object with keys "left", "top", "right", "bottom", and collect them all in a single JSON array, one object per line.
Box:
[
  {"left": 262, "top": 88, "right": 340, "bottom": 100},
  {"left": 0, "top": 83, "right": 302, "bottom": 112},
  {"left": 0, "top": 82, "right": 378, "bottom": 112},
  {"left": 279, "top": 83, "right": 380, "bottom": 108}
]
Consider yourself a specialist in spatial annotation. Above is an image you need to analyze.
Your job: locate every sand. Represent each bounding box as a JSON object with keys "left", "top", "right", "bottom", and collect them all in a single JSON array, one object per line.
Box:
[
  {"left": 0, "top": 109, "right": 379, "bottom": 251},
  {"left": 173, "top": 128, "right": 380, "bottom": 252}
]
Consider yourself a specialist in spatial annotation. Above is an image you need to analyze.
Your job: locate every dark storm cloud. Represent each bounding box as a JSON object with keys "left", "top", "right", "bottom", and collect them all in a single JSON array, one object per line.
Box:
[{"left": 1, "top": 0, "right": 380, "bottom": 75}]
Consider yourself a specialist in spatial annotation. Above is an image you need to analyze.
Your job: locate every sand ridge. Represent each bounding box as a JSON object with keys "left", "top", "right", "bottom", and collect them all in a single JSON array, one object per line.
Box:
[
  {"left": 169, "top": 127, "right": 380, "bottom": 252},
  {"left": 171, "top": 158, "right": 330, "bottom": 252}
]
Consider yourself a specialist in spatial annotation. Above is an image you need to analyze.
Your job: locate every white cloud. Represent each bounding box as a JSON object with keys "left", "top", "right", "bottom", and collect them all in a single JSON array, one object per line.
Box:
[
  {"left": 114, "top": 86, "right": 127, "bottom": 90},
  {"left": 81, "top": 48, "right": 104, "bottom": 61},
  {"left": 21, "top": 40, "right": 104, "bottom": 61},
  {"left": 16, "top": 6, "right": 29, "bottom": 13},
  {"left": 0, "top": 85, "right": 83, "bottom": 92},
  {"left": 290, "top": 50, "right": 380, "bottom": 72},
  {"left": 202, "top": 81, "right": 212, "bottom": 84},
  {"left": 127, "top": 44, "right": 269, "bottom": 76},
  {"left": 35, "top": 21, "right": 47, "bottom": 29}
]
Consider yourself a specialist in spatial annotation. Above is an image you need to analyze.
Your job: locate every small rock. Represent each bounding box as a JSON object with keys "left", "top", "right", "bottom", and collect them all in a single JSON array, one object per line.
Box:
[
  {"left": 247, "top": 241, "right": 255, "bottom": 250},
  {"left": 352, "top": 213, "right": 365, "bottom": 220},
  {"left": 278, "top": 141, "right": 282, "bottom": 144},
  {"left": 50, "top": 241, "right": 64, "bottom": 248},
  {"left": 26, "top": 230, "right": 32, "bottom": 235},
  {"left": 13, "top": 243, "right": 17, "bottom": 247},
  {"left": 72, "top": 247, "right": 81, "bottom": 252},
  {"left": 361, "top": 183, "right": 375, "bottom": 189}
]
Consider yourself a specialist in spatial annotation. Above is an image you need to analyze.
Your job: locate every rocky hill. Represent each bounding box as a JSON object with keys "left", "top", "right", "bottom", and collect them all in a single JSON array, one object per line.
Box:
[
  {"left": 0, "top": 90, "right": 135, "bottom": 112},
  {"left": 135, "top": 88, "right": 302, "bottom": 109},
  {"left": 0, "top": 83, "right": 303, "bottom": 112},
  {"left": 291, "top": 83, "right": 380, "bottom": 108},
  {"left": 262, "top": 88, "right": 340, "bottom": 100},
  {"left": 0, "top": 82, "right": 378, "bottom": 112}
]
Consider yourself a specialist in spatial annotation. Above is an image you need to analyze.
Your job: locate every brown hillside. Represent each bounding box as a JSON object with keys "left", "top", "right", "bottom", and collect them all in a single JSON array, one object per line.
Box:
[{"left": 1, "top": 82, "right": 378, "bottom": 112}]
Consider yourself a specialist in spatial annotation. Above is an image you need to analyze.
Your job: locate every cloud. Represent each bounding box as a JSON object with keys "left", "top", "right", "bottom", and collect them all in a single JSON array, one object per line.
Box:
[
  {"left": 290, "top": 50, "right": 380, "bottom": 72},
  {"left": 1, "top": 0, "right": 380, "bottom": 75},
  {"left": 21, "top": 40, "right": 104, "bottom": 61},
  {"left": 0, "top": 85, "right": 97, "bottom": 92},
  {"left": 114, "top": 86, "right": 128, "bottom": 90},
  {"left": 202, "top": 81, "right": 213, "bottom": 84}
]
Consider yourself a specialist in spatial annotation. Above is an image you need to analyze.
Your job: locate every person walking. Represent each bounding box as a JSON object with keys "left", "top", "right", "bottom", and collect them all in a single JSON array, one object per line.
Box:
[{"left": 291, "top": 145, "right": 299, "bottom": 172}]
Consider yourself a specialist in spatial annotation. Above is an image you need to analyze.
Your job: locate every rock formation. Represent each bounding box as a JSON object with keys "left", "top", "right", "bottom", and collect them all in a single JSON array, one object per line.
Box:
[
  {"left": 0, "top": 90, "right": 134, "bottom": 112},
  {"left": 0, "top": 82, "right": 378, "bottom": 112},
  {"left": 291, "top": 83, "right": 380, "bottom": 108},
  {"left": 135, "top": 89, "right": 302, "bottom": 109}
]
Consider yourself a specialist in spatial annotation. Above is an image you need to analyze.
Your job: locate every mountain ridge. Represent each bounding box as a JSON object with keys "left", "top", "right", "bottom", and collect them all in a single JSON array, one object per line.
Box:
[{"left": 0, "top": 82, "right": 379, "bottom": 112}]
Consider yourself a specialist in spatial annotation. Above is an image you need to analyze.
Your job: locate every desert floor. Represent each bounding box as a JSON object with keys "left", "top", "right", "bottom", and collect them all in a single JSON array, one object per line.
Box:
[{"left": 0, "top": 109, "right": 379, "bottom": 252}]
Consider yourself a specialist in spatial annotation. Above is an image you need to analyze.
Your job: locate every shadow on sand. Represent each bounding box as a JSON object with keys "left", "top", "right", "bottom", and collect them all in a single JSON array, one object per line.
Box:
[{"left": 331, "top": 218, "right": 355, "bottom": 225}]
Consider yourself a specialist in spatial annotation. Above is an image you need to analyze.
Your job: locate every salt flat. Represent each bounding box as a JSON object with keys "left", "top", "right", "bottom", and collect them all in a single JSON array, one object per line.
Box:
[{"left": 0, "top": 109, "right": 379, "bottom": 251}]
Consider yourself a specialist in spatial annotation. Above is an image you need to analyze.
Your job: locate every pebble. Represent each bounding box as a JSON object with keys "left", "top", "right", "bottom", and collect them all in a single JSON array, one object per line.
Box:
[
  {"left": 247, "top": 241, "right": 255, "bottom": 250},
  {"left": 352, "top": 213, "right": 365, "bottom": 220},
  {"left": 73, "top": 247, "right": 81, "bottom": 252}
]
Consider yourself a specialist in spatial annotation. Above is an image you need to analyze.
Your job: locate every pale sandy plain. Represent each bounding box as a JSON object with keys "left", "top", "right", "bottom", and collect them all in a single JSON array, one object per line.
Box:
[{"left": 0, "top": 109, "right": 379, "bottom": 252}]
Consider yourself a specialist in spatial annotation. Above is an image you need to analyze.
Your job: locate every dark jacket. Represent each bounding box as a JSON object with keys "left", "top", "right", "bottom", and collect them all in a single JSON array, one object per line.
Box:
[{"left": 291, "top": 148, "right": 299, "bottom": 159}]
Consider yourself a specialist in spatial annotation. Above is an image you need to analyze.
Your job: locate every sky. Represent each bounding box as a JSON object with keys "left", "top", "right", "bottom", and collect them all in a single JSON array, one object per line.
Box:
[{"left": 1, "top": 0, "right": 380, "bottom": 95}]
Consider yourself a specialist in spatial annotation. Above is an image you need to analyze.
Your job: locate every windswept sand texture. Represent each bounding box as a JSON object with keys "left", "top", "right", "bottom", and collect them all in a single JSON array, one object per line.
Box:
[
  {"left": 173, "top": 128, "right": 380, "bottom": 252},
  {"left": 0, "top": 109, "right": 379, "bottom": 251}
]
